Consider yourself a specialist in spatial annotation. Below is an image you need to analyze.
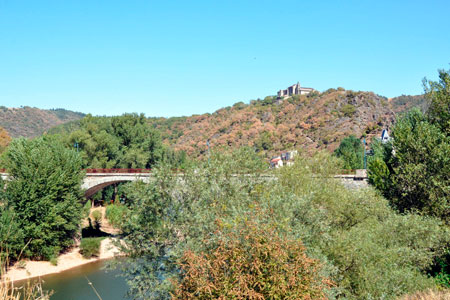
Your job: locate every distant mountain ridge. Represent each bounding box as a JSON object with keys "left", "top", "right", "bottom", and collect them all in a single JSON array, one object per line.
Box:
[
  {"left": 22, "top": 89, "right": 427, "bottom": 158},
  {"left": 147, "top": 89, "right": 427, "bottom": 157},
  {"left": 0, "top": 106, "right": 85, "bottom": 138}
]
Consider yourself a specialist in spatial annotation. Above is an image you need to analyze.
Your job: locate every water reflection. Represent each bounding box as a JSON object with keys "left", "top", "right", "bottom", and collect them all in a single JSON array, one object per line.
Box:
[{"left": 37, "top": 259, "right": 130, "bottom": 300}]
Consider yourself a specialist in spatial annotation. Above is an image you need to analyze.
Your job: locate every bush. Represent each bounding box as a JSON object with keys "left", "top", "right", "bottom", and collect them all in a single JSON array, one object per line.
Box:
[
  {"left": 172, "top": 214, "right": 331, "bottom": 299},
  {"left": 83, "top": 200, "right": 91, "bottom": 218},
  {"left": 91, "top": 210, "right": 102, "bottom": 223},
  {"left": 90, "top": 210, "right": 102, "bottom": 230},
  {"left": 275, "top": 152, "right": 448, "bottom": 299},
  {"left": 105, "top": 204, "right": 128, "bottom": 228},
  {"left": 118, "top": 150, "right": 449, "bottom": 299},
  {"left": 79, "top": 238, "right": 102, "bottom": 258},
  {"left": 340, "top": 104, "right": 356, "bottom": 117},
  {"left": 398, "top": 289, "right": 450, "bottom": 300}
]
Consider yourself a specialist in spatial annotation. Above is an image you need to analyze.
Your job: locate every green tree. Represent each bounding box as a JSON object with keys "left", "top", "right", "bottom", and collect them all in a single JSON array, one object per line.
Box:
[
  {"left": 369, "top": 109, "right": 450, "bottom": 222},
  {"left": 65, "top": 113, "right": 171, "bottom": 169},
  {"left": 0, "top": 205, "right": 24, "bottom": 261},
  {"left": 333, "top": 135, "right": 363, "bottom": 169},
  {"left": 424, "top": 68, "right": 450, "bottom": 135},
  {"left": 116, "top": 149, "right": 448, "bottom": 299},
  {"left": 2, "top": 136, "right": 84, "bottom": 260}
]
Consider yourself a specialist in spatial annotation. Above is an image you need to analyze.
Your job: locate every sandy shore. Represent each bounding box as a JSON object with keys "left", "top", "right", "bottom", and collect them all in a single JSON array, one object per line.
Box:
[{"left": 5, "top": 238, "right": 123, "bottom": 282}]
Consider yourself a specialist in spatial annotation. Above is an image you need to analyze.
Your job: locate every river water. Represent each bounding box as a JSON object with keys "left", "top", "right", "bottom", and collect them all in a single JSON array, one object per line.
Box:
[{"left": 37, "top": 259, "right": 131, "bottom": 300}]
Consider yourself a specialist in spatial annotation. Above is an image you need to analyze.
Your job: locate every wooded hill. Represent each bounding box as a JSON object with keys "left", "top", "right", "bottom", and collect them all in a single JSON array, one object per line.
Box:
[
  {"left": 0, "top": 106, "right": 85, "bottom": 138},
  {"left": 42, "top": 88, "right": 426, "bottom": 158},
  {"left": 148, "top": 89, "right": 426, "bottom": 157}
]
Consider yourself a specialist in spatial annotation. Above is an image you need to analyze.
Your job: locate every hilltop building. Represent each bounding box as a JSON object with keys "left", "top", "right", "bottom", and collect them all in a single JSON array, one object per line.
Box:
[{"left": 277, "top": 82, "right": 314, "bottom": 98}]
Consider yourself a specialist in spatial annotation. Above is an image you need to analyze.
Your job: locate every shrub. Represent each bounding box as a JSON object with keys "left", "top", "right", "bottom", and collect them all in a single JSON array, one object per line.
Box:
[
  {"left": 83, "top": 200, "right": 91, "bottom": 218},
  {"left": 275, "top": 152, "right": 449, "bottom": 299},
  {"left": 79, "top": 238, "right": 102, "bottom": 258},
  {"left": 91, "top": 210, "right": 102, "bottom": 223},
  {"left": 340, "top": 104, "right": 356, "bottom": 117},
  {"left": 398, "top": 289, "right": 450, "bottom": 300},
  {"left": 49, "top": 256, "right": 58, "bottom": 266},
  {"left": 105, "top": 204, "right": 128, "bottom": 228},
  {"left": 118, "top": 150, "right": 449, "bottom": 300},
  {"left": 172, "top": 215, "right": 331, "bottom": 299}
]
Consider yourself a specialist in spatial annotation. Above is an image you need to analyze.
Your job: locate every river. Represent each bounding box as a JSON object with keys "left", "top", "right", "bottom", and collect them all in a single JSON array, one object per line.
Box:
[{"left": 37, "top": 259, "right": 131, "bottom": 300}]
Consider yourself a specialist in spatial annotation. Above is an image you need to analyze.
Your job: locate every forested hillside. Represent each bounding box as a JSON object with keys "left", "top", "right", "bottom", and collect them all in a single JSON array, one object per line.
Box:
[
  {"left": 0, "top": 106, "right": 85, "bottom": 138},
  {"left": 44, "top": 89, "right": 426, "bottom": 159},
  {"left": 148, "top": 89, "right": 425, "bottom": 157}
]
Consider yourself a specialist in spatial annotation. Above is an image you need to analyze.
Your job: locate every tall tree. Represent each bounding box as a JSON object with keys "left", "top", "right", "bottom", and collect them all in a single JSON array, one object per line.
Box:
[
  {"left": 66, "top": 113, "right": 166, "bottom": 169},
  {"left": 369, "top": 68, "right": 450, "bottom": 223},
  {"left": 424, "top": 68, "right": 450, "bottom": 135},
  {"left": 333, "top": 135, "right": 364, "bottom": 169},
  {"left": 2, "top": 136, "right": 84, "bottom": 260}
]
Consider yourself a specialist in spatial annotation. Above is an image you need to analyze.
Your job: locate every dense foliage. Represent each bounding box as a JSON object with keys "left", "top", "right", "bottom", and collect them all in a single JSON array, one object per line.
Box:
[
  {"left": 80, "top": 237, "right": 102, "bottom": 258},
  {"left": 369, "top": 68, "right": 450, "bottom": 223},
  {"left": 0, "top": 137, "right": 84, "bottom": 260},
  {"left": 424, "top": 69, "right": 450, "bottom": 136},
  {"left": 0, "top": 126, "right": 11, "bottom": 153},
  {"left": 368, "top": 68, "right": 450, "bottom": 290},
  {"left": 172, "top": 215, "right": 331, "bottom": 300},
  {"left": 147, "top": 89, "right": 397, "bottom": 158},
  {"left": 61, "top": 113, "right": 186, "bottom": 169},
  {"left": 333, "top": 135, "right": 363, "bottom": 169},
  {"left": 116, "top": 148, "right": 448, "bottom": 300},
  {"left": 105, "top": 203, "right": 129, "bottom": 228}
]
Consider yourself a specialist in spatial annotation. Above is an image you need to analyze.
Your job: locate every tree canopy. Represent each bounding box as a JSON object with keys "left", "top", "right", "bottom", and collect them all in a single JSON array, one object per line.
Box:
[
  {"left": 63, "top": 113, "right": 185, "bottom": 169},
  {"left": 369, "top": 69, "right": 450, "bottom": 223},
  {"left": 1, "top": 136, "right": 84, "bottom": 260},
  {"left": 333, "top": 135, "right": 363, "bottom": 169},
  {"left": 116, "top": 149, "right": 448, "bottom": 300}
]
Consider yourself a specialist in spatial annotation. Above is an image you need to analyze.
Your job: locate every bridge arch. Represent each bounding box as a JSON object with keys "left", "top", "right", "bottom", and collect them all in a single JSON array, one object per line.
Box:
[{"left": 82, "top": 173, "right": 152, "bottom": 199}]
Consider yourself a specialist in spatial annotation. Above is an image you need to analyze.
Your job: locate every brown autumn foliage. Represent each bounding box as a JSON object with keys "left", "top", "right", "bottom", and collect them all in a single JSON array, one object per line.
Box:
[
  {"left": 0, "top": 126, "right": 12, "bottom": 153},
  {"left": 171, "top": 217, "right": 332, "bottom": 300},
  {"left": 149, "top": 89, "right": 423, "bottom": 158},
  {"left": 398, "top": 289, "right": 450, "bottom": 300},
  {"left": 0, "top": 106, "right": 84, "bottom": 138}
]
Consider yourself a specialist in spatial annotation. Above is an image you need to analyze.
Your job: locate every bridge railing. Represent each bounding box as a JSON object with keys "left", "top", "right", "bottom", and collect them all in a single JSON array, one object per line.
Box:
[{"left": 84, "top": 168, "right": 152, "bottom": 173}]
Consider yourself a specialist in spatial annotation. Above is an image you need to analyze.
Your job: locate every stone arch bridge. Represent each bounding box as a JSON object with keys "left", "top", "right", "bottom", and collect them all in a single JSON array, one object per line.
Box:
[
  {"left": 0, "top": 168, "right": 367, "bottom": 199},
  {"left": 82, "top": 169, "right": 154, "bottom": 198},
  {"left": 0, "top": 169, "right": 155, "bottom": 199}
]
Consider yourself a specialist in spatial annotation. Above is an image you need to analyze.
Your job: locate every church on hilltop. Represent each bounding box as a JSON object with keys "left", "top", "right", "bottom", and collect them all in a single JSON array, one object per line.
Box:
[{"left": 277, "top": 82, "right": 314, "bottom": 98}]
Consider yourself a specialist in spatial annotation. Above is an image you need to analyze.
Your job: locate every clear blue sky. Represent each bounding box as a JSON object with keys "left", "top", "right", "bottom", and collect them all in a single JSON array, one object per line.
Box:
[{"left": 1, "top": 0, "right": 449, "bottom": 117}]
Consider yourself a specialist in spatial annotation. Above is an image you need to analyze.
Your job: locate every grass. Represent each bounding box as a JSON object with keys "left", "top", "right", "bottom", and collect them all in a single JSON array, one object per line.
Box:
[
  {"left": 398, "top": 289, "right": 450, "bottom": 299},
  {"left": 79, "top": 237, "right": 104, "bottom": 259},
  {"left": 1, "top": 256, "right": 51, "bottom": 300},
  {"left": 105, "top": 204, "right": 128, "bottom": 228}
]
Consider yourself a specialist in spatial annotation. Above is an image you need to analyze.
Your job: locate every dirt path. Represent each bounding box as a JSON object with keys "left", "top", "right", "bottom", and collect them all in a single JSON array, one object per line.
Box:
[{"left": 84, "top": 206, "right": 121, "bottom": 235}]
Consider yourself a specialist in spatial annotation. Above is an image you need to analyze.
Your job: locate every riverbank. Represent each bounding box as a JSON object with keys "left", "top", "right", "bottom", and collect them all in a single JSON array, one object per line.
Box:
[{"left": 5, "top": 237, "right": 122, "bottom": 282}]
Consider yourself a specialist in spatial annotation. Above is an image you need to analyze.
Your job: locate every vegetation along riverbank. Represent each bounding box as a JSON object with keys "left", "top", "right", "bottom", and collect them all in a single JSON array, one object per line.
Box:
[{"left": 0, "top": 68, "right": 449, "bottom": 299}]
